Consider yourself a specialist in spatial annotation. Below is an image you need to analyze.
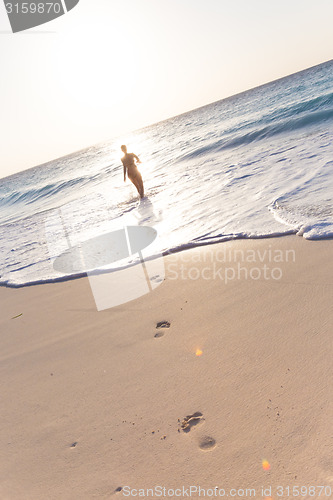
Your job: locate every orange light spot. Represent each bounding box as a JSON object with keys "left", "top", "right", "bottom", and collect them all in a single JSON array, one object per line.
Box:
[
  {"left": 196, "top": 349, "right": 203, "bottom": 356},
  {"left": 262, "top": 459, "right": 271, "bottom": 470}
]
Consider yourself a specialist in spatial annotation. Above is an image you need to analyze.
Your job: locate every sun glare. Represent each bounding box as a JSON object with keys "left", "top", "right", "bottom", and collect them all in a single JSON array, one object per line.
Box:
[
  {"left": 262, "top": 459, "right": 271, "bottom": 471},
  {"left": 57, "top": 33, "right": 137, "bottom": 106},
  {"left": 54, "top": 14, "right": 154, "bottom": 125}
]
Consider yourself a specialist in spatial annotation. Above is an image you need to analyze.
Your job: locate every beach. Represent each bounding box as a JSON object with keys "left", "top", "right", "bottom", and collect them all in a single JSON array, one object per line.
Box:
[{"left": 0, "top": 235, "right": 332, "bottom": 499}]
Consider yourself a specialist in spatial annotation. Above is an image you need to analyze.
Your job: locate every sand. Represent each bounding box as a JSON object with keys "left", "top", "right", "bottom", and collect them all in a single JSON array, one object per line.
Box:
[{"left": 0, "top": 236, "right": 332, "bottom": 500}]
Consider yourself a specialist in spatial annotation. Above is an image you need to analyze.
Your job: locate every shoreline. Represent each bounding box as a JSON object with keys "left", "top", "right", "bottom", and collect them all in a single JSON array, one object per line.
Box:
[
  {"left": 1, "top": 235, "right": 332, "bottom": 499},
  {"left": 2, "top": 230, "right": 330, "bottom": 290}
]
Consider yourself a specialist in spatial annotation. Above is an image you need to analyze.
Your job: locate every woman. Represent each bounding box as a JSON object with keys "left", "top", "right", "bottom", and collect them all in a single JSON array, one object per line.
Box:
[{"left": 121, "top": 145, "right": 144, "bottom": 199}]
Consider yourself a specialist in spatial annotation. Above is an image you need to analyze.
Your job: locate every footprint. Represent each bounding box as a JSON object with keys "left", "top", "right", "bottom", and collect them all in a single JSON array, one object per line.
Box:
[
  {"left": 180, "top": 412, "right": 204, "bottom": 433},
  {"left": 154, "top": 320, "right": 171, "bottom": 338},
  {"left": 156, "top": 321, "right": 170, "bottom": 329},
  {"left": 151, "top": 275, "right": 163, "bottom": 284},
  {"left": 199, "top": 436, "right": 216, "bottom": 451}
]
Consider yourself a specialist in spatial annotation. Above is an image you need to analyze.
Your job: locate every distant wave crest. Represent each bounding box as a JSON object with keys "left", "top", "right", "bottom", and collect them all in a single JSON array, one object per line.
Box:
[
  {"left": 0, "top": 174, "right": 95, "bottom": 209},
  {"left": 181, "top": 91, "right": 333, "bottom": 161}
]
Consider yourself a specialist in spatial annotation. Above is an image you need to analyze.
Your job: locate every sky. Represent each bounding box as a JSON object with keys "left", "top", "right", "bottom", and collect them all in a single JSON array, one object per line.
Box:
[{"left": 0, "top": 0, "right": 332, "bottom": 178}]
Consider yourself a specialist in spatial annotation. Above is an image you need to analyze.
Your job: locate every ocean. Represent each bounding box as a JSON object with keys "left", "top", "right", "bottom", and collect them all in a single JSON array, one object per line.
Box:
[{"left": 0, "top": 60, "right": 332, "bottom": 287}]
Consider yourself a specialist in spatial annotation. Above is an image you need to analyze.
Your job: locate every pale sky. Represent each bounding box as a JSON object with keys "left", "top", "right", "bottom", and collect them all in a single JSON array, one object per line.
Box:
[{"left": 0, "top": 0, "right": 332, "bottom": 178}]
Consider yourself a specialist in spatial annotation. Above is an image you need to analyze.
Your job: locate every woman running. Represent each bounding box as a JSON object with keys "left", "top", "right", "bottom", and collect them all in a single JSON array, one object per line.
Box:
[{"left": 121, "top": 145, "right": 144, "bottom": 198}]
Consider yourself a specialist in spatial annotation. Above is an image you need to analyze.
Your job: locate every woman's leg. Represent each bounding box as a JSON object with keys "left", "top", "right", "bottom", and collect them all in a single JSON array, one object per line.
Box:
[
  {"left": 129, "top": 174, "right": 144, "bottom": 198},
  {"left": 136, "top": 172, "right": 144, "bottom": 198},
  {"left": 129, "top": 176, "right": 140, "bottom": 196}
]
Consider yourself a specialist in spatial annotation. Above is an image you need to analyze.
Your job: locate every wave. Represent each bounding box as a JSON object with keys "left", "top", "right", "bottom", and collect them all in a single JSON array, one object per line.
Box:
[
  {"left": 181, "top": 107, "right": 333, "bottom": 161},
  {"left": 0, "top": 173, "right": 99, "bottom": 209},
  {"left": 0, "top": 229, "right": 297, "bottom": 288},
  {"left": 233, "top": 91, "right": 333, "bottom": 135},
  {"left": 279, "top": 91, "right": 333, "bottom": 118},
  {"left": 271, "top": 199, "right": 333, "bottom": 240}
]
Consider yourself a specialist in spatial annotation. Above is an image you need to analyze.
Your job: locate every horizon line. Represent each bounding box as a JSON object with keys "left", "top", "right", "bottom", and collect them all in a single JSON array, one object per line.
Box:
[{"left": 1, "top": 57, "right": 332, "bottom": 182}]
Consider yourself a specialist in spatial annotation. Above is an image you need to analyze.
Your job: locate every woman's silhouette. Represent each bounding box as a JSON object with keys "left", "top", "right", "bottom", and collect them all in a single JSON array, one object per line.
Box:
[{"left": 121, "top": 145, "right": 144, "bottom": 198}]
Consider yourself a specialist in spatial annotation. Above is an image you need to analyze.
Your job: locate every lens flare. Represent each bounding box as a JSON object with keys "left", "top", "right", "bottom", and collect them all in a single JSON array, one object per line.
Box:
[
  {"left": 262, "top": 459, "right": 271, "bottom": 470},
  {"left": 196, "top": 349, "right": 203, "bottom": 356}
]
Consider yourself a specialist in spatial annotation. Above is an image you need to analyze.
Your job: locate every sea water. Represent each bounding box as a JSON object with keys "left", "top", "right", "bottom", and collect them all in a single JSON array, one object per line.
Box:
[{"left": 0, "top": 60, "right": 332, "bottom": 287}]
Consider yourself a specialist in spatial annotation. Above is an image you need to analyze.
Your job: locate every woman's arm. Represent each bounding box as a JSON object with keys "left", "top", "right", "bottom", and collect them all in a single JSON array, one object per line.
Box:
[{"left": 123, "top": 163, "right": 126, "bottom": 181}]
